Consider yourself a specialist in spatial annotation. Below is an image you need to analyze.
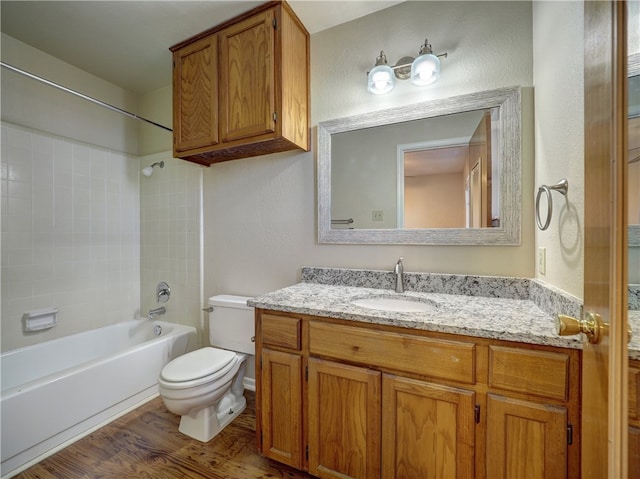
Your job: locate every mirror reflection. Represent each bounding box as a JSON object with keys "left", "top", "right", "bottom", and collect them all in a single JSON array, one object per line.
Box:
[
  {"left": 318, "top": 87, "right": 521, "bottom": 245},
  {"left": 331, "top": 108, "right": 500, "bottom": 230},
  {"left": 629, "top": 56, "right": 639, "bottom": 249}
]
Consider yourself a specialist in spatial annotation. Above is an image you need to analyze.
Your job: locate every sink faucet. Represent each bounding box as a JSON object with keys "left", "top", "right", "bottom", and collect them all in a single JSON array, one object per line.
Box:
[
  {"left": 394, "top": 257, "right": 404, "bottom": 293},
  {"left": 148, "top": 306, "right": 166, "bottom": 319}
]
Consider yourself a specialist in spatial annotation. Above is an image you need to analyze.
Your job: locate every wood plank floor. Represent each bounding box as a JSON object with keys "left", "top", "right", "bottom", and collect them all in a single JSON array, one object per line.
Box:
[{"left": 15, "top": 392, "right": 315, "bottom": 479}]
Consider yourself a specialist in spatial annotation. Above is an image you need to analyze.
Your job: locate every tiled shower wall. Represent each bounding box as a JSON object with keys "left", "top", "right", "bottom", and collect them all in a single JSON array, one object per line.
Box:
[
  {"left": 140, "top": 152, "right": 203, "bottom": 346},
  {"left": 1, "top": 123, "right": 141, "bottom": 351}
]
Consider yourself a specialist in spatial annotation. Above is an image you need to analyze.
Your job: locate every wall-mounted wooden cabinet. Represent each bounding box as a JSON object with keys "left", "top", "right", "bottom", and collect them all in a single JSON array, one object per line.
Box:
[
  {"left": 255, "top": 310, "right": 582, "bottom": 479},
  {"left": 170, "top": 1, "right": 309, "bottom": 166}
]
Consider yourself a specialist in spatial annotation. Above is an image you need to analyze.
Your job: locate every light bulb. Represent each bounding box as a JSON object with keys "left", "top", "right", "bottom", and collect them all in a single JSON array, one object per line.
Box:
[
  {"left": 411, "top": 53, "right": 440, "bottom": 86},
  {"left": 368, "top": 65, "right": 395, "bottom": 94}
]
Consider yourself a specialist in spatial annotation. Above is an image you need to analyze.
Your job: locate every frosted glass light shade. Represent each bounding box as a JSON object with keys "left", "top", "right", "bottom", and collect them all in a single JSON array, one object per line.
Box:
[
  {"left": 368, "top": 64, "right": 395, "bottom": 94},
  {"left": 411, "top": 53, "right": 441, "bottom": 86}
]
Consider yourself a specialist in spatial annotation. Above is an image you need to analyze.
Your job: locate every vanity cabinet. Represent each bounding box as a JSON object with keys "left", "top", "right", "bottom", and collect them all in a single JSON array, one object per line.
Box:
[
  {"left": 255, "top": 309, "right": 581, "bottom": 479},
  {"left": 629, "top": 359, "right": 640, "bottom": 475},
  {"left": 170, "top": 1, "right": 309, "bottom": 166}
]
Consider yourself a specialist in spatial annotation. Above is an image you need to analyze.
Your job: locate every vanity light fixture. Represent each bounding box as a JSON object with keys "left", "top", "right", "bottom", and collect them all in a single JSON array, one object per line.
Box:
[
  {"left": 367, "top": 39, "right": 447, "bottom": 94},
  {"left": 367, "top": 51, "right": 395, "bottom": 95}
]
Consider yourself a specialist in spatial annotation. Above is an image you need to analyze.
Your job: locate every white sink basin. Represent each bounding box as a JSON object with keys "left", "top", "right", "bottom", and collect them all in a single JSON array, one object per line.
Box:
[{"left": 351, "top": 296, "right": 437, "bottom": 312}]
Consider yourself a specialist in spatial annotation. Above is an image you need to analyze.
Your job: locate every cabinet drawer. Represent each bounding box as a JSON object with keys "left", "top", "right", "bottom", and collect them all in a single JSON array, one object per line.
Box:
[
  {"left": 261, "top": 313, "right": 301, "bottom": 351},
  {"left": 630, "top": 363, "right": 640, "bottom": 423},
  {"left": 488, "top": 345, "right": 570, "bottom": 401},
  {"left": 309, "top": 321, "right": 475, "bottom": 384}
]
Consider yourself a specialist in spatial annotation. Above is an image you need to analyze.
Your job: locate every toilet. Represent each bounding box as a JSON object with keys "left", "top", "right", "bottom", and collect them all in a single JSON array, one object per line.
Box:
[{"left": 158, "top": 295, "right": 255, "bottom": 442}]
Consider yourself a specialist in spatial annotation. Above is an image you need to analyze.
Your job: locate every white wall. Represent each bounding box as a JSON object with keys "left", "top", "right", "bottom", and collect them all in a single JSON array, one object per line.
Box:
[
  {"left": 140, "top": 152, "right": 205, "bottom": 346},
  {"left": 1, "top": 34, "right": 140, "bottom": 155},
  {"left": 1, "top": 123, "right": 141, "bottom": 351},
  {"left": 203, "top": 1, "right": 536, "bottom": 300},
  {"left": 532, "top": 2, "right": 584, "bottom": 298},
  {"left": 1, "top": 35, "right": 143, "bottom": 351}
]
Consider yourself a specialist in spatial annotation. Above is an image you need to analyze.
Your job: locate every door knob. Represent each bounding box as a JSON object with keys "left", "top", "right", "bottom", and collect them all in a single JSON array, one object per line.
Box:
[{"left": 556, "top": 312, "right": 608, "bottom": 344}]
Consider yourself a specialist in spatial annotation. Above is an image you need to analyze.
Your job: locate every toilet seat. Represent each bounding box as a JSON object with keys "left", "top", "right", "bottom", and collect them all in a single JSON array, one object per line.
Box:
[{"left": 159, "top": 347, "right": 237, "bottom": 389}]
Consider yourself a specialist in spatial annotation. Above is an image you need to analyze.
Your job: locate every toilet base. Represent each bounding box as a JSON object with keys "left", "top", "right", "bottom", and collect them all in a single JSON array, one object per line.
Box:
[{"left": 178, "top": 392, "right": 247, "bottom": 442}]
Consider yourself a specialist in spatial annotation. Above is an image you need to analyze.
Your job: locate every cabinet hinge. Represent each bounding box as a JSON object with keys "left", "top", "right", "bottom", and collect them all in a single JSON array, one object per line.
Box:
[
  {"left": 305, "top": 366, "right": 308, "bottom": 381},
  {"left": 273, "top": 112, "right": 277, "bottom": 122},
  {"left": 273, "top": 18, "right": 277, "bottom": 29},
  {"left": 567, "top": 423, "right": 573, "bottom": 445},
  {"left": 474, "top": 404, "right": 480, "bottom": 424},
  {"left": 306, "top": 445, "right": 309, "bottom": 460}
]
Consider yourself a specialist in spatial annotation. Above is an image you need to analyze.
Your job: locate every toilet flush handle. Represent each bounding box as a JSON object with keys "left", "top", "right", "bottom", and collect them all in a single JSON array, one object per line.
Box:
[{"left": 202, "top": 306, "right": 214, "bottom": 313}]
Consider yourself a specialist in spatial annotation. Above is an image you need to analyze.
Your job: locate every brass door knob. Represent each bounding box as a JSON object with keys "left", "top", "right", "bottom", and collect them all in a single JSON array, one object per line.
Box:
[{"left": 556, "top": 312, "right": 608, "bottom": 344}]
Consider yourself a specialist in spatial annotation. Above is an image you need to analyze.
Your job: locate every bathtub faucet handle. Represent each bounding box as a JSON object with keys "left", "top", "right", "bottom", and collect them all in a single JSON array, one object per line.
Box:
[{"left": 148, "top": 306, "right": 166, "bottom": 319}]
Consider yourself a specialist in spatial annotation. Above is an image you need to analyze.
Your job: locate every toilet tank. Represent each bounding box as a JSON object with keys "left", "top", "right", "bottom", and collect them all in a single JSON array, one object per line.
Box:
[{"left": 208, "top": 295, "right": 255, "bottom": 355}]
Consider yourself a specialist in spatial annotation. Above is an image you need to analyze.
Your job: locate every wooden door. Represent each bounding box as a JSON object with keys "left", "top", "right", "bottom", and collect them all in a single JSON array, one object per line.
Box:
[
  {"left": 172, "top": 35, "right": 218, "bottom": 153},
  {"left": 486, "top": 394, "right": 568, "bottom": 479},
  {"left": 583, "top": 1, "right": 629, "bottom": 477},
  {"left": 307, "top": 358, "right": 381, "bottom": 479},
  {"left": 381, "top": 374, "right": 475, "bottom": 479},
  {"left": 260, "top": 348, "right": 302, "bottom": 469},
  {"left": 219, "top": 8, "right": 276, "bottom": 143}
]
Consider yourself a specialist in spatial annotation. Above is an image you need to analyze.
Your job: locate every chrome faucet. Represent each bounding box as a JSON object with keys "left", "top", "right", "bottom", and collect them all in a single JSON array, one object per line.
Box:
[
  {"left": 394, "top": 257, "right": 404, "bottom": 293},
  {"left": 148, "top": 306, "right": 166, "bottom": 319}
]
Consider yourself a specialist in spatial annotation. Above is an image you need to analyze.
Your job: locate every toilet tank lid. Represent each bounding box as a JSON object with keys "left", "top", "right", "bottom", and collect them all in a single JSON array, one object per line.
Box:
[{"left": 208, "top": 294, "right": 253, "bottom": 309}]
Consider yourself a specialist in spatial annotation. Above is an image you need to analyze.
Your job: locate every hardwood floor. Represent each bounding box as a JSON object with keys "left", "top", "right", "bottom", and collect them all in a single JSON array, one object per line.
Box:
[{"left": 15, "top": 392, "right": 314, "bottom": 479}]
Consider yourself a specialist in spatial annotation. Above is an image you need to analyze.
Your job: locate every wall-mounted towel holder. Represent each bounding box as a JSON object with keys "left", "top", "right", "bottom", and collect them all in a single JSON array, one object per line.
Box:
[{"left": 536, "top": 179, "right": 568, "bottom": 231}]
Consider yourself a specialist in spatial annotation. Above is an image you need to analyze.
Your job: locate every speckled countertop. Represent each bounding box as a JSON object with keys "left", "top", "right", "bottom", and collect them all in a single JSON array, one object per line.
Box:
[
  {"left": 248, "top": 267, "right": 640, "bottom": 360},
  {"left": 250, "top": 282, "right": 585, "bottom": 350}
]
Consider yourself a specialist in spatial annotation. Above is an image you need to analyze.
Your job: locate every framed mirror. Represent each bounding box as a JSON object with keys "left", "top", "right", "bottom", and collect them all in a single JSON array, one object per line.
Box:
[
  {"left": 629, "top": 52, "right": 640, "bottom": 248},
  {"left": 318, "top": 87, "right": 521, "bottom": 245}
]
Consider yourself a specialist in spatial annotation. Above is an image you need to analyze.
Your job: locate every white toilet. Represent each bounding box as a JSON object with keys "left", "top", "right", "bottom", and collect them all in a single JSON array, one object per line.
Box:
[{"left": 158, "top": 295, "right": 255, "bottom": 442}]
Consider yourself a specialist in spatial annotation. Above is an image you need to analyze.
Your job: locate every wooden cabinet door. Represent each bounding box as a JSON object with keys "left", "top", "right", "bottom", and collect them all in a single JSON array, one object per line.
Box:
[
  {"left": 486, "top": 394, "right": 568, "bottom": 479},
  {"left": 172, "top": 35, "right": 218, "bottom": 153},
  {"left": 219, "top": 8, "right": 275, "bottom": 143},
  {"left": 308, "top": 357, "right": 381, "bottom": 479},
  {"left": 260, "top": 348, "right": 302, "bottom": 469},
  {"left": 381, "top": 374, "right": 475, "bottom": 479}
]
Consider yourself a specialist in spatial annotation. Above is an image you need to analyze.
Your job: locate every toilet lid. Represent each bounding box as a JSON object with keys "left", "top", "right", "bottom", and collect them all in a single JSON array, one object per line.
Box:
[{"left": 161, "top": 347, "right": 236, "bottom": 383}]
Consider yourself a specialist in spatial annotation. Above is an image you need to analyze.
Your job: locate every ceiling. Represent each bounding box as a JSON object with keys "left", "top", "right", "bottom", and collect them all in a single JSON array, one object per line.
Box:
[{"left": 1, "top": 1, "right": 403, "bottom": 94}]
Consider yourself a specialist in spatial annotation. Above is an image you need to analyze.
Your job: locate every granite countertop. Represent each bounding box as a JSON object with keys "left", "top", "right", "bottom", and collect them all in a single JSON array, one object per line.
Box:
[
  {"left": 630, "top": 311, "right": 640, "bottom": 361},
  {"left": 249, "top": 282, "right": 585, "bottom": 350},
  {"left": 250, "top": 282, "right": 640, "bottom": 360}
]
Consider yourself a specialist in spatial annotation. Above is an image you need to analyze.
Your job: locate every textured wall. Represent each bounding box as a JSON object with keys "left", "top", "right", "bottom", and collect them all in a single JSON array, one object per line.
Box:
[
  {"left": 202, "top": 1, "right": 538, "bottom": 301},
  {"left": 532, "top": 2, "right": 584, "bottom": 298}
]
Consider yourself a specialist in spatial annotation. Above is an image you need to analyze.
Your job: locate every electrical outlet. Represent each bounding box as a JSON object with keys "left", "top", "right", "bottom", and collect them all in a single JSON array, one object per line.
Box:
[
  {"left": 538, "top": 247, "right": 546, "bottom": 275},
  {"left": 372, "top": 210, "right": 383, "bottom": 221}
]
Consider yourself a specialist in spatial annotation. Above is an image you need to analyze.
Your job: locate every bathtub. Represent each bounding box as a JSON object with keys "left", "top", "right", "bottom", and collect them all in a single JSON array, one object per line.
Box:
[{"left": 0, "top": 320, "right": 196, "bottom": 478}]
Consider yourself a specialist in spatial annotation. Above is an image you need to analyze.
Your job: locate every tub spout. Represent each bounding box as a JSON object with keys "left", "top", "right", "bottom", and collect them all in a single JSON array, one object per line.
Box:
[
  {"left": 148, "top": 306, "right": 166, "bottom": 319},
  {"left": 394, "top": 257, "right": 404, "bottom": 293}
]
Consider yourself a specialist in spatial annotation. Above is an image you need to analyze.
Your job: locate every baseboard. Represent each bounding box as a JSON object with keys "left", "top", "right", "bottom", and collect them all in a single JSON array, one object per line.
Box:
[{"left": 243, "top": 377, "right": 256, "bottom": 392}]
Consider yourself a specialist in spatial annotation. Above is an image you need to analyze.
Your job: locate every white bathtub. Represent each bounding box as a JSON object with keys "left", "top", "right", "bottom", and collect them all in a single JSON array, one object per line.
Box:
[{"left": 0, "top": 320, "right": 196, "bottom": 478}]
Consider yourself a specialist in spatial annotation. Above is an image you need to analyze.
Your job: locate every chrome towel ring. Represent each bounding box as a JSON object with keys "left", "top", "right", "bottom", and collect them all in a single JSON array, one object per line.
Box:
[{"left": 535, "top": 179, "right": 569, "bottom": 230}]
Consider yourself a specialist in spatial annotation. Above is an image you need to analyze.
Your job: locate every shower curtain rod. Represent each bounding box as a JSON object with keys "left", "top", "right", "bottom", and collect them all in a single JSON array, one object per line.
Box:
[{"left": 1, "top": 61, "right": 173, "bottom": 132}]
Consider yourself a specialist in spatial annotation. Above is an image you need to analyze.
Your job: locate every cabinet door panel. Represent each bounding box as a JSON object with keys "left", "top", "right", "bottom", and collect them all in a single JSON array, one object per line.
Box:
[
  {"left": 630, "top": 425, "right": 640, "bottom": 478},
  {"left": 220, "top": 9, "right": 275, "bottom": 143},
  {"left": 260, "top": 349, "right": 302, "bottom": 469},
  {"left": 486, "top": 394, "right": 567, "bottom": 479},
  {"left": 173, "top": 35, "right": 218, "bottom": 152},
  {"left": 308, "top": 358, "right": 381, "bottom": 479},
  {"left": 382, "top": 375, "right": 475, "bottom": 479}
]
